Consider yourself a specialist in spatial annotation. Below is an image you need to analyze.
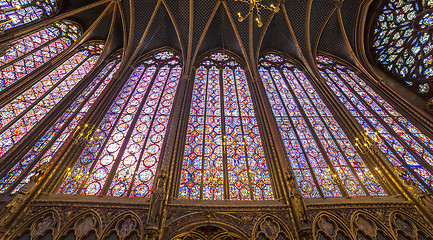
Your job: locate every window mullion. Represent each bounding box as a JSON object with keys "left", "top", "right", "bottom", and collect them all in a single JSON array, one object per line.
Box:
[
  {"left": 126, "top": 66, "right": 174, "bottom": 197},
  {"left": 334, "top": 69, "right": 433, "bottom": 179},
  {"left": 100, "top": 63, "right": 162, "bottom": 196},
  {"left": 199, "top": 67, "right": 210, "bottom": 200},
  {"left": 266, "top": 67, "right": 324, "bottom": 198},
  {"left": 75, "top": 64, "right": 149, "bottom": 195},
  {"left": 293, "top": 69, "right": 371, "bottom": 196},
  {"left": 219, "top": 65, "right": 229, "bottom": 200},
  {"left": 348, "top": 70, "right": 433, "bottom": 160},
  {"left": 0, "top": 54, "right": 91, "bottom": 135},
  {"left": 231, "top": 66, "right": 254, "bottom": 200},
  {"left": 0, "top": 35, "right": 62, "bottom": 73},
  {"left": 323, "top": 69, "right": 433, "bottom": 193},
  {"left": 4, "top": 60, "right": 118, "bottom": 194},
  {"left": 278, "top": 66, "right": 349, "bottom": 197}
]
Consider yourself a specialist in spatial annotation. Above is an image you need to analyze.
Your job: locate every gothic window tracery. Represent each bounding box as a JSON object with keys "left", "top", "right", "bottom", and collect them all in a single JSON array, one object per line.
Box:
[
  {"left": 60, "top": 50, "right": 182, "bottom": 198},
  {"left": 317, "top": 55, "right": 433, "bottom": 193},
  {"left": 259, "top": 53, "right": 386, "bottom": 198},
  {"left": 179, "top": 51, "right": 274, "bottom": 201},
  {"left": 0, "top": 41, "right": 105, "bottom": 193},
  {"left": 371, "top": 0, "right": 433, "bottom": 96},
  {"left": 0, "top": 20, "right": 81, "bottom": 91},
  {"left": 0, "top": 0, "right": 57, "bottom": 31},
  {"left": 313, "top": 214, "right": 353, "bottom": 240}
]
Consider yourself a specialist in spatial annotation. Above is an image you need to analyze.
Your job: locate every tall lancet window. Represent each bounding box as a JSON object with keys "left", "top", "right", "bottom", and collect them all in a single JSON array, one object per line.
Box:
[
  {"left": 0, "top": 20, "right": 81, "bottom": 91},
  {"left": 0, "top": 0, "right": 57, "bottom": 31},
  {"left": 0, "top": 52, "right": 121, "bottom": 194},
  {"left": 259, "top": 53, "right": 386, "bottom": 198},
  {"left": 60, "top": 50, "right": 182, "bottom": 198},
  {"left": 0, "top": 42, "right": 104, "bottom": 160},
  {"left": 179, "top": 51, "right": 274, "bottom": 201},
  {"left": 317, "top": 55, "right": 433, "bottom": 192}
]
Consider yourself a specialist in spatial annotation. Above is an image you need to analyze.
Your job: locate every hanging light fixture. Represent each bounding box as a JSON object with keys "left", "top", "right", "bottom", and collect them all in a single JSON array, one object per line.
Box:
[{"left": 235, "top": 0, "right": 280, "bottom": 27}]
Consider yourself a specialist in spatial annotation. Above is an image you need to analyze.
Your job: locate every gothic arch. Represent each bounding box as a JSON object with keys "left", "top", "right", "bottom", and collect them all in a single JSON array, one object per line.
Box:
[
  {"left": 389, "top": 210, "right": 433, "bottom": 240},
  {"left": 194, "top": 48, "right": 249, "bottom": 70},
  {"left": 251, "top": 215, "right": 294, "bottom": 240},
  {"left": 59, "top": 47, "right": 183, "bottom": 197},
  {"left": 258, "top": 51, "right": 387, "bottom": 198},
  {"left": 170, "top": 225, "right": 244, "bottom": 240},
  {"left": 163, "top": 212, "right": 248, "bottom": 240},
  {"left": 313, "top": 212, "right": 354, "bottom": 240},
  {"left": 316, "top": 53, "right": 433, "bottom": 195},
  {"left": 0, "top": 40, "right": 108, "bottom": 195},
  {"left": 55, "top": 210, "right": 102, "bottom": 240},
  {"left": 350, "top": 210, "right": 394, "bottom": 240},
  {"left": 9, "top": 209, "right": 61, "bottom": 240},
  {"left": 131, "top": 46, "right": 183, "bottom": 69},
  {"left": 178, "top": 48, "right": 275, "bottom": 200},
  {"left": 100, "top": 211, "right": 143, "bottom": 240}
]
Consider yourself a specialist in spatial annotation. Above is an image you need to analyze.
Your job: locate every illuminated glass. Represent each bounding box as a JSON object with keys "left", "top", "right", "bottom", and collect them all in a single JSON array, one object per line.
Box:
[
  {"left": 0, "top": 56, "right": 120, "bottom": 194},
  {"left": 259, "top": 53, "right": 385, "bottom": 198},
  {"left": 0, "top": 42, "right": 104, "bottom": 160},
  {"left": 60, "top": 50, "right": 182, "bottom": 198},
  {"left": 371, "top": 0, "right": 433, "bottom": 94},
  {"left": 318, "top": 55, "right": 433, "bottom": 191},
  {"left": 0, "top": 20, "right": 81, "bottom": 91},
  {"left": 0, "top": 0, "right": 57, "bottom": 31},
  {"left": 179, "top": 51, "right": 274, "bottom": 200}
]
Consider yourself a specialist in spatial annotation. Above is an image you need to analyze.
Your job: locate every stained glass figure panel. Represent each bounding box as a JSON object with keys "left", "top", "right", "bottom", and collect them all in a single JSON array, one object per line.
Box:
[
  {"left": 0, "top": 0, "right": 57, "bottom": 31},
  {"left": 0, "top": 43, "right": 103, "bottom": 161},
  {"left": 0, "top": 58, "right": 120, "bottom": 194},
  {"left": 318, "top": 55, "right": 433, "bottom": 192},
  {"left": 259, "top": 53, "right": 386, "bottom": 198},
  {"left": 0, "top": 20, "right": 81, "bottom": 91},
  {"left": 180, "top": 51, "right": 274, "bottom": 200},
  {"left": 60, "top": 51, "right": 182, "bottom": 198}
]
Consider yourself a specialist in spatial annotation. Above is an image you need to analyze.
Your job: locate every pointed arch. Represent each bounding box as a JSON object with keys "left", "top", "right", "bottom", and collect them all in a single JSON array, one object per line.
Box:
[
  {"left": 0, "top": 41, "right": 107, "bottom": 193},
  {"left": 350, "top": 210, "right": 395, "bottom": 239},
  {"left": 164, "top": 212, "right": 248, "bottom": 240},
  {"left": 317, "top": 54, "right": 433, "bottom": 194},
  {"left": 313, "top": 212, "right": 354, "bottom": 240},
  {"left": 60, "top": 47, "right": 183, "bottom": 198},
  {"left": 258, "top": 51, "right": 386, "bottom": 198},
  {"left": 179, "top": 49, "right": 274, "bottom": 200},
  {"left": 252, "top": 215, "right": 294, "bottom": 240},
  {"left": 8, "top": 210, "right": 61, "bottom": 240},
  {"left": 100, "top": 211, "right": 143, "bottom": 240},
  {"left": 389, "top": 210, "right": 433, "bottom": 239},
  {"left": 170, "top": 225, "right": 244, "bottom": 240},
  {"left": 56, "top": 210, "right": 103, "bottom": 240}
]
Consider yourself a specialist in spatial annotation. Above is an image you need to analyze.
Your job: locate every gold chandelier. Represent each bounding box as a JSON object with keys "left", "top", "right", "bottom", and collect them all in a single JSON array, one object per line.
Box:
[{"left": 235, "top": 0, "right": 280, "bottom": 27}]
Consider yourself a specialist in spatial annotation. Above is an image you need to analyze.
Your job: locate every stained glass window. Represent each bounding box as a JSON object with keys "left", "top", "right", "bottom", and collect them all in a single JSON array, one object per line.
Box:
[
  {"left": 259, "top": 53, "right": 386, "bottom": 198},
  {"left": 0, "top": 41, "right": 104, "bottom": 161},
  {"left": 0, "top": 0, "right": 57, "bottom": 31},
  {"left": 318, "top": 55, "right": 433, "bottom": 193},
  {"left": 0, "top": 20, "right": 81, "bottom": 91},
  {"left": 371, "top": 0, "right": 433, "bottom": 95},
  {"left": 60, "top": 50, "right": 182, "bottom": 198},
  {"left": 179, "top": 51, "right": 273, "bottom": 200},
  {"left": 0, "top": 53, "right": 120, "bottom": 194}
]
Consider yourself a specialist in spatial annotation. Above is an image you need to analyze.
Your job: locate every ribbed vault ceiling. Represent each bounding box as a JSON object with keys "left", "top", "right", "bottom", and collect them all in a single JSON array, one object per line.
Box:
[{"left": 34, "top": 0, "right": 370, "bottom": 78}]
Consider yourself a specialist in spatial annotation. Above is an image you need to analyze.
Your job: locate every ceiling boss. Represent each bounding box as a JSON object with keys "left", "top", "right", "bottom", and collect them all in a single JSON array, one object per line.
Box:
[{"left": 235, "top": 0, "right": 281, "bottom": 27}]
